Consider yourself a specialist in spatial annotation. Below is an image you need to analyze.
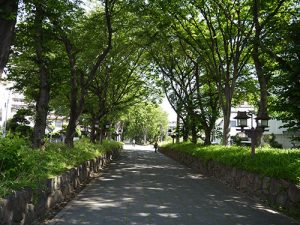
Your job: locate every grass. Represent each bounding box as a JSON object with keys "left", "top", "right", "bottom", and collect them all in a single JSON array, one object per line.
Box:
[
  {"left": 0, "top": 138, "right": 123, "bottom": 198},
  {"left": 161, "top": 142, "right": 300, "bottom": 185}
]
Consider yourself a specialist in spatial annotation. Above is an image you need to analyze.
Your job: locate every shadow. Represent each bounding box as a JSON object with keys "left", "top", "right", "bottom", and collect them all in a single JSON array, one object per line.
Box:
[{"left": 46, "top": 147, "right": 299, "bottom": 225}]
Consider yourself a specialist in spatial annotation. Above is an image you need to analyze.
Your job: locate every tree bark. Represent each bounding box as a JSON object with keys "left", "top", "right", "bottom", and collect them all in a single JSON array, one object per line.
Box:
[
  {"left": 176, "top": 112, "right": 180, "bottom": 143},
  {"left": 182, "top": 119, "right": 189, "bottom": 141},
  {"left": 204, "top": 128, "right": 212, "bottom": 145},
  {"left": 222, "top": 103, "right": 231, "bottom": 146},
  {"left": 0, "top": 0, "right": 18, "bottom": 76},
  {"left": 191, "top": 122, "right": 197, "bottom": 144},
  {"left": 32, "top": 3, "right": 50, "bottom": 149}
]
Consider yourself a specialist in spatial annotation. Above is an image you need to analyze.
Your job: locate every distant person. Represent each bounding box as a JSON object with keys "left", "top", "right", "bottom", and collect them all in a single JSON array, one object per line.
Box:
[
  {"left": 132, "top": 139, "right": 135, "bottom": 147},
  {"left": 154, "top": 141, "right": 158, "bottom": 153}
]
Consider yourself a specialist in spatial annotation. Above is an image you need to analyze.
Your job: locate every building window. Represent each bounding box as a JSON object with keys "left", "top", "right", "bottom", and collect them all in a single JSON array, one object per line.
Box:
[
  {"left": 55, "top": 120, "right": 63, "bottom": 129},
  {"left": 12, "top": 98, "right": 24, "bottom": 103},
  {"left": 230, "top": 120, "right": 237, "bottom": 127}
]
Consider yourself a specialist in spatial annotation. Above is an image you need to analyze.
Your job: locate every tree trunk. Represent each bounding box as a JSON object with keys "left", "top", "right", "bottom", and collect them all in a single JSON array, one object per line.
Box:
[
  {"left": 0, "top": 0, "right": 18, "bottom": 75},
  {"left": 191, "top": 125, "right": 197, "bottom": 144},
  {"left": 182, "top": 117, "right": 189, "bottom": 141},
  {"left": 252, "top": 0, "right": 270, "bottom": 143},
  {"left": 143, "top": 133, "right": 147, "bottom": 145},
  {"left": 204, "top": 128, "right": 212, "bottom": 145},
  {"left": 222, "top": 104, "right": 231, "bottom": 146},
  {"left": 90, "top": 116, "right": 97, "bottom": 143},
  {"left": 32, "top": 67, "right": 50, "bottom": 148},
  {"left": 176, "top": 112, "right": 180, "bottom": 143},
  {"left": 190, "top": 115, "right": 197, "bottom": 144},
  {"left": 32, "top": 4, "right": 50, "bottom": 149},
  {"left": 65, "top": 113, "right": 78, "bottom": 147}
]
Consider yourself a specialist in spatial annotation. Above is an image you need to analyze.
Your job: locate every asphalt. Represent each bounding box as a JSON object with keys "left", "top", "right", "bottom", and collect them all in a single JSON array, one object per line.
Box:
[{"left": 45, "top": 144, "right": 299, "bottom": 225}]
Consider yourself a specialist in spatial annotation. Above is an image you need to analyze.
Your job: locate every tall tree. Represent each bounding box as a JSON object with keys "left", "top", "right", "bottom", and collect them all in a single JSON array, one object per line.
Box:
[
  {"left": 0, "top": 0, "right": 18, "bottom": 76},
  {"left": 50, "top": 1, "right": 115, "bottom": 147},
  {"left": 252, "top": 0, "right": 287, "bottom": 126},
  {"left": 177, "top": 0, "right": 253, "bottom": 145},
  {"left": 31, "top": 1, "right": 51, "bottom": 148}
]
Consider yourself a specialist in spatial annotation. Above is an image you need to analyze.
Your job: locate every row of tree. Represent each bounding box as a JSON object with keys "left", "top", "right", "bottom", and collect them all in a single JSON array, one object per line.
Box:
[
  {"left": 124, "top": 0, "right": 299, "bottom": 145},
  {"left": 2, "top": 0, "right": 164, "bottom": 148},
  {"left": 1, "top": 0, "right": 299, "bottom": 147}
]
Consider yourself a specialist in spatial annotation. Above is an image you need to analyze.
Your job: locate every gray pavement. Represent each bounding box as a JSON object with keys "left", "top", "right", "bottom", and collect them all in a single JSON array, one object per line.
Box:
[{"left": 45, "top": 144, "right": 299, "bottom": 225}]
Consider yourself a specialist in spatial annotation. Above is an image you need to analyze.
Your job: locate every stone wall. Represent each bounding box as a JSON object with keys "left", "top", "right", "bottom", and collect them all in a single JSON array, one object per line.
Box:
[
  {"left": 0, "top": 148, "right": 121, "bottom": 225},
  {"left": 160, "top": 148, "right": 300, "bottom": 218}
]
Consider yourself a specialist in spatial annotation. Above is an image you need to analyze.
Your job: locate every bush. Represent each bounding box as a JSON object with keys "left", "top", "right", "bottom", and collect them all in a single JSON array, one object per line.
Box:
[
  {"left": 162, "top": 142, "right": 300, "bottom": 184},
  {"left": 0, "top": 134, "right": 31, "bottom": 178},
  {"left": 0, "top": 136, "right": 123, "bottom": 198}
]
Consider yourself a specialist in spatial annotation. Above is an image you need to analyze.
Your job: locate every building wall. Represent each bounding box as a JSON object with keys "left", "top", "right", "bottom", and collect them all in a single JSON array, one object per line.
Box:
[
  {"left": 0, "top": 81, "right": 28, "bottom": 133},
  {"left": 215, "top": 102, "right": 297, "bottom": 148}
]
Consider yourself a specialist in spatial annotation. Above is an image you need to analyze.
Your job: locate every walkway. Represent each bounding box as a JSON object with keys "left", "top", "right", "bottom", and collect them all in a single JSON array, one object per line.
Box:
[{"left": 45, "top": 145, "right": 299, "bottom": 225}]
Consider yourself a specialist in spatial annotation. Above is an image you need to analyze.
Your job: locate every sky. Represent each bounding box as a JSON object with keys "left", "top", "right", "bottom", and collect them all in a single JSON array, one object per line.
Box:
[{"left": 160, "top": 97, "right": 177, "bottom": 122}]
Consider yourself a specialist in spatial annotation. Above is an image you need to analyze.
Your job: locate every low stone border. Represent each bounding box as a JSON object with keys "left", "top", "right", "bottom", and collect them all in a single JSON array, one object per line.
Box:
[
  {"left": 0, "top": 147, "right": 121, "bottom": 225},
  {"left": 160, "top": 147, "right": 300, "bottom": 218}
]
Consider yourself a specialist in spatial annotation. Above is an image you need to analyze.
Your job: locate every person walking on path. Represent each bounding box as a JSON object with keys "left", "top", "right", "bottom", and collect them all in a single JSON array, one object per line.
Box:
[
  {"left": 154, "top": 141, "right": 158, "bottom": 153},
  {"left": 132, "top": 139, "right": 135, "bottom": 147}
]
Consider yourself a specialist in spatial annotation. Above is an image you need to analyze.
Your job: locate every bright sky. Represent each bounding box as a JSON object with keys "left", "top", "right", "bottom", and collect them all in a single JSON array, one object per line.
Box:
[{"left": 160, "top": 97, "right": 177, "bottom": 122}]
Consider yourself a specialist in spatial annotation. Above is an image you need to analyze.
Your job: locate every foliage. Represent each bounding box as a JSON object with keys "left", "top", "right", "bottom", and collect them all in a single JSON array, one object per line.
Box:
[
  {"left": 6, "top": 108, "right": 34, "bottom": 138},
  {"left": 0, "top": 136, "right": 122, "bottom": 198},
  {"left": 263, "top": 134, "right": 283, "bottom": 149},
  {"left": 0, "top": 134, "right": 30, "bottom": 179},
  {"left": 269, "top": 20, "right": 300, "bottom": 138},
  {"left": 122, "top": 102, "right": 168, "bottom": 144},
  {"left": 161, "top": 142, "right": 300, "bottom": 185}
]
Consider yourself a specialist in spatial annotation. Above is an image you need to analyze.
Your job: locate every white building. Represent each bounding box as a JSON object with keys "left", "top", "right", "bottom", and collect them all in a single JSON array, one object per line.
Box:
[
  {"left": 0, "top": 80, "right": 28, "bottom": 133},
  {"left": 0, "top": 80, "right": 65, "bottom": 136},
  {"left": 217, "top": 102, "right": 299, "bottom": 148}
]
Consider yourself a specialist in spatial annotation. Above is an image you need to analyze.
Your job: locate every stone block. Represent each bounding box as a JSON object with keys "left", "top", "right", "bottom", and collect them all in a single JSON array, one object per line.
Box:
[
  {"left": 0, "top": 198, "right": 12, "bottom": 225},
  {"left": 280, "top": 179, "right": 290, "bottom": 189},
  {"left": 231, "top": 167, "right": 237, "bottom": 178},
  {"left": 47, "top": 190, "right": 63, "bottom": 209},
  {"left": 240, "top": 176, "right": 249, "bottom": 191},
  {"left": 61, "top": 184, "right": 71, "bottom": 196},
  {"left": 276, "top": 192, "right": 288, "bottom": 207},
  {"left": 46, "top": 177, "right": 60, "bottom": 193},
  {"left": 288, "top": 184, "right": 300, "bottom": 203},
  {"left": 254, "top": 175, "right": 262, "bottom": 191},
  {"left": 24, "top": 204, "right": 35, "bottom": 225},
  {"left": 262, "top": 177, "right": 271, "bottom": 194},
  {"left": 247, "top": 173, "right": 255, "bottom": 184},
  {"left": 270, "top": 179, "right": 281, "bottom": 196},
  {"left": 33, "top": 190, "right": 47, "bottom": 217},
  {"left": 10, "top": 190, "right": 32, "bottom": 223}
]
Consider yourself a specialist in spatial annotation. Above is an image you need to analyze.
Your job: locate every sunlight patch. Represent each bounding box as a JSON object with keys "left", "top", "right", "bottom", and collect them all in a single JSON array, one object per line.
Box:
[{"left": 157, "top": 213, "right": 179, "bottom": 218}]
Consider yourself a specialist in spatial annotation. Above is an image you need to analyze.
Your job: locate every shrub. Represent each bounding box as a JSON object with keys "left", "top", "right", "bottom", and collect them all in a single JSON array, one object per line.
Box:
[
  {"left": 162, "top": 142, "right": 300, "bottom": 184},
  {"left": 0, "top": 136, "right": 123, "bottom": 198},
  {"left": 0, "top": 134, "right": 31, "bottom": 178}
]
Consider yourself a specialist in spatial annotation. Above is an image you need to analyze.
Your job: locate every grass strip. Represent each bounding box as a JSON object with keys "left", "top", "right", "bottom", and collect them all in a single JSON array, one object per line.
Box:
[
  {"left": 162, "top": 142, "right": 300, "bottom": 185},
  {"left": 0, "top": 138, "right": 123, "bottom": 198}
]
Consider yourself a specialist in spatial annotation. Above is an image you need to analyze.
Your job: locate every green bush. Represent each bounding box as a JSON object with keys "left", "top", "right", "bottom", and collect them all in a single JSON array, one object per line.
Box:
[
  {"left": 162, "top": 142, "right": 300, "bottom": 184},
  {"left": 0, "top": 136, "right": 123, "bottom": 198},
  {"left": 0, "top": 134, "right": 31, "bottom": 178}
]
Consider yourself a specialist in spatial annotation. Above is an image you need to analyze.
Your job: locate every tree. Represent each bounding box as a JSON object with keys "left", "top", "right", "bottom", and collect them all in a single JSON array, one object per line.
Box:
[
  {"left": 7, "top": 0, "right": 80, "bottom": 148},
  {"left": 6, "top": 108, "right": 34, "bottom": 138},
  {"left": 0, "top": 0, "right": 18, "bottom": 76},
  {"left": 176, "top": 0, "right": 253, "bottom": 145},
  {"left": 50, "top": 1, "right": 115, "bottom": 147},
  {"left": 122, "top": 102, "right": 168, "bottom": 144},
  {"left": 269, "top": 19, "right": 300, "bottom": 139}
]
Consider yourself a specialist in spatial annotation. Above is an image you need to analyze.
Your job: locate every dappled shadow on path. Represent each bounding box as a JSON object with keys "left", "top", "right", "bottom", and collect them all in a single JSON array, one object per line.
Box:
[{"left": 47, "top": 147, "right": 299, "bottom": 225}]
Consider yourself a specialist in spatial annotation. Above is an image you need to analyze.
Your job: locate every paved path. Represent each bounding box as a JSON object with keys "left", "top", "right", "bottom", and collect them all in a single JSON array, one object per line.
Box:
[{"left": 46, "top": 145, "right": 299, "bottom": 225}]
